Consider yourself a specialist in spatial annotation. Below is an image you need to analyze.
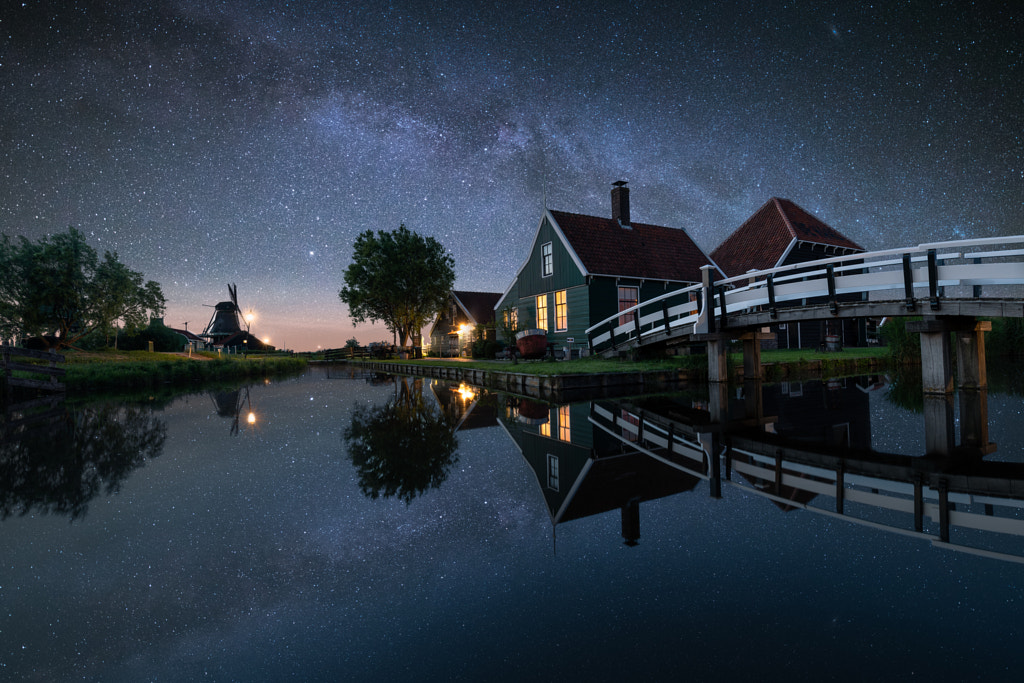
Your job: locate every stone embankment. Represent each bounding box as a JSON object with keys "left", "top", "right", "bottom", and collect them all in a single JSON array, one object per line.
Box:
[{"left": 340, "top": 360, "right": 695, "bottom": 401}]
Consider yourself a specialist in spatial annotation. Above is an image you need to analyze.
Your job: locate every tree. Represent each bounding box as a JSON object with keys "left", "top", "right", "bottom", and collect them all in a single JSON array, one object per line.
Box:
[
  {"left": 339, "top": 224, "right": 455, "bottom": 351},
  {"left": 0, "top": 227, "right": 166, "bottom": 349},
  {"left": 94, "top": 251, "right": 167, "bottom": 348}
]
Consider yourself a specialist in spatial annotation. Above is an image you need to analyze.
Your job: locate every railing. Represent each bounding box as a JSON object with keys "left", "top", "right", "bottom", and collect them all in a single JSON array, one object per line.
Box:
[
  {"left": 1, "top": 345, "right": 66, "bottom": 398},
  {"left": 593, "top": 398, "right": 1024, "bottom": 564},
  {"left": 589, "top": 402, "right": 709, "bottom": 480},
  {"left": 585, "top": 235, "right": 1024, "bottom": 354}
]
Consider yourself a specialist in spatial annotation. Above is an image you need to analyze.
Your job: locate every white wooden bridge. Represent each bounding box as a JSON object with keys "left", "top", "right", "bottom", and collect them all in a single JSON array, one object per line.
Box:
[
  {"left": 588, "top": 393, "right": 1024, "bottom": 564},
  {"left": 585, "top": 235, "right": 1024, "bottom": 392}
]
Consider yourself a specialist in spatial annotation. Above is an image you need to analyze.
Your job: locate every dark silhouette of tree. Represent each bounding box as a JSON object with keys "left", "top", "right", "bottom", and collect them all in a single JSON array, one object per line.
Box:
[
  {"left": 0, "top": 227, "right": 165, "bottom": 349},
  {"left": 339, "top": 224, "right": 455, "bottom": 352},
  {"left": 343, "top": 377, "right": 458, "bottom": 504},
  {"left": 0, "top": 402, "right": 167, "bottom": 520}
]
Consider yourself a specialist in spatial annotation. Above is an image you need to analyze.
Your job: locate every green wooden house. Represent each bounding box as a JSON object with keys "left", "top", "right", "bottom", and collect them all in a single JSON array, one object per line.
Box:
[{"left": 494, "top": 182, "right": 720, "bottom": 354}]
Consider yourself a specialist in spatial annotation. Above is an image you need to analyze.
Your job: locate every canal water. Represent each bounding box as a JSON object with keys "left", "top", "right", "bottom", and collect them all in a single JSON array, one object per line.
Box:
[{"left": 2, "top": 365, "right": 1024, "bottom": 681}]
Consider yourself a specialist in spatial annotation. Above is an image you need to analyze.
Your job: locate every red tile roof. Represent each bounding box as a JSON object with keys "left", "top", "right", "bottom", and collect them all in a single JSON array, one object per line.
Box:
[
  {"left": 452, "top": 290, "right": 502, "bottom": 323},
  {"left": 710, "top": 198, "right": 864, "bottom": 278},
  {"left": 550, "top": 210, "right": 716, "bottom": 282}
]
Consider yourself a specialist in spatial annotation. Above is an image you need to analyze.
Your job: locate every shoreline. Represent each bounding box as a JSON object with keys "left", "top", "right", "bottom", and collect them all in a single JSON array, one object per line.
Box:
[{"left": 325, "top": 355, "right": 890, "bottom": 402}]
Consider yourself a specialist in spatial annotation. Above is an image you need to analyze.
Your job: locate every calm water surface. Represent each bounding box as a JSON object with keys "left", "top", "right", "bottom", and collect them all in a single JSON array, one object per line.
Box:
[{"left": 2, "top": 366, "right": 1024, "bottom": 681}]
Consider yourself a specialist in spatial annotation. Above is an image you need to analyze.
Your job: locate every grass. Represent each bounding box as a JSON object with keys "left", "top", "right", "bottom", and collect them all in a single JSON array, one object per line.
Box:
[{"left": 59, "top": 348, "right": 307, "bottom": 395}]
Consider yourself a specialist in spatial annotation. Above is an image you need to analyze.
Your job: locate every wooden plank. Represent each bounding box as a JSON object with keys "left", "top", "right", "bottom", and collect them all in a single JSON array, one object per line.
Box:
[
  {"left": 1, "top": 346, "right": 65, "bottom": 362},
  {"left": 7, "top": 377, "right": 66, "bottom": 391},
  {"left": 5, "top": 361, "right": 66, "bottom": 376}
]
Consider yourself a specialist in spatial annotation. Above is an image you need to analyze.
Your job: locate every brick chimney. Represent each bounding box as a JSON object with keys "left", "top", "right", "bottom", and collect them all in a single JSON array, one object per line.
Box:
[{"left": 611, "top": 180, "right": 630, "bottom": 227}]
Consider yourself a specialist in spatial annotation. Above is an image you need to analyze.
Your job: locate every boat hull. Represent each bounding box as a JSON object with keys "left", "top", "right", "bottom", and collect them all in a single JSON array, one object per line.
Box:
[{"left": 515, "top": 329, "right": 548, "bottom": 359}]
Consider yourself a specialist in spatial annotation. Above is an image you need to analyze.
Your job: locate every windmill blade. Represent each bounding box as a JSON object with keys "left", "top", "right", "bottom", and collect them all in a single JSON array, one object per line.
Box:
[{"left": 229, "top": 283, "right": 239, "bottom": 312}]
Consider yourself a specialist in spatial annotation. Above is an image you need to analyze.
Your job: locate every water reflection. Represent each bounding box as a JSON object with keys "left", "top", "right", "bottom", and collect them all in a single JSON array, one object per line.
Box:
[
  {"left": 211, "top": 386, "right": 258, "bottom": 435},
  {"left": 492, "top": 375, "right": 1024, "bottom": 563},
  {"left": 343, "top": 376, "right": 459, "bottom": 504},
  {"left": 0, "top": 399, "right": 166, "bottom": 520}
]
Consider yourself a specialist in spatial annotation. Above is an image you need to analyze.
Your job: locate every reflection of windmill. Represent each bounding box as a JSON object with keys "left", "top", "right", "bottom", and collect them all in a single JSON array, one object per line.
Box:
[
  {"left": 210, "top": 386, "right": 253, "bottom": 436},
  {"left": 201, "top": 283, "right": 245, "bottom": 344}
]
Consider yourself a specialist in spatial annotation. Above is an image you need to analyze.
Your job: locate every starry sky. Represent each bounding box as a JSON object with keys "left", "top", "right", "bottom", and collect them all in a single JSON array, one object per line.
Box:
[{"left": 2, "top": 0, "right": 1021, "bottom": 351}]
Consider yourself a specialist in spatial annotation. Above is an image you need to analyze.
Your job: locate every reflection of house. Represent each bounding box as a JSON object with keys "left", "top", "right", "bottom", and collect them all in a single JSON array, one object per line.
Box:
[
  {"left": 494, "top": 182, "right": 720, "bottom": 354},
  {"left": 429, "top": 381, "right": 499, "bottom": 431},
  {"left": 428, "top": 291, "right": 502, "bottom": 357},
  {"left": 725, "top": 377, "right": 873, "bottom": 510},
  {"left": 498, "top": 398, "right": 700, "bottom": 546},
  {"left": 710, "top": 198, "right": 866, "bottom": 350}
]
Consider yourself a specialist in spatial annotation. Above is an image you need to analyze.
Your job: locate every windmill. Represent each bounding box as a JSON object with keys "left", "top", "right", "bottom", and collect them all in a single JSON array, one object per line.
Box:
[{"left": 201, "top": 283, "right": 245, "bottom": 343}]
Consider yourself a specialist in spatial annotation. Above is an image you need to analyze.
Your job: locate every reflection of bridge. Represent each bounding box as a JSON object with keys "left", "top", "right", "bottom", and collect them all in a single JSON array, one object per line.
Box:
[
  {"left": 586, "top": 236, "right": 1024, "bottom": 393},
  {"left": 582, "top": 381, "right": 1024, "bottom": 564}
]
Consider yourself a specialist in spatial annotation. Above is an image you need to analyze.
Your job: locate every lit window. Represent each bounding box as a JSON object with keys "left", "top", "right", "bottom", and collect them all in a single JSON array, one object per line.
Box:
[
  {"left": 618, "top": 286, "right": 638, "bottom": 326},
  {"left": 536, "top": 294, "right": 549, "bottom": 332},
  {"left": 547, "top": 454, "right": 559, "bottom": 491},
  {"left": 555, "top": 290, "right": 567, "bottom": 331},
  {"left": 540, "top": 417, "right": 551, "bottom": 438},
  {"left": 558, "top": 405, "right": 571, "bottom": 442},
  {"left": 541, "top": 242, "right": 553, "bottom": 277}
]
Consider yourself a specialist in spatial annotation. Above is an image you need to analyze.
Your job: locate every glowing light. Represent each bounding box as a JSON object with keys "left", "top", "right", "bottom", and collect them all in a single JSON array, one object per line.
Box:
[
  {"left": 247, "top": 412, "right": 256, "bottom": 424},
  {"left": 456, "top": 383, "right": 475, "bottom": 401},
  {"left": 458, "top": 323, "right": 470, "bottom": 335},
  {"left": 263, "top": 337, "right": 270, "bottom": 343}
]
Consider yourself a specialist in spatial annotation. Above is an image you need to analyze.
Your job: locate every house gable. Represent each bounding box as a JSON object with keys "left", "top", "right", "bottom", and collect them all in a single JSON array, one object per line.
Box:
[
  {"left": 513, "top": 211, "right": 588, "bottom": 299},
  {"left": 428, "top": 290, "right": 501, "bottom": 343}
]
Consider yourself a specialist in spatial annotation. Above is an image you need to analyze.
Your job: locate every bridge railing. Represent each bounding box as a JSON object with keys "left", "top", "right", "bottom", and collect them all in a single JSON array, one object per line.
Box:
[
  {"left": 585, "top": 282, "right": 704, "bottom": 354},
  {"left": 585, "top": 235, "right": 1024, "bottom": 354}
]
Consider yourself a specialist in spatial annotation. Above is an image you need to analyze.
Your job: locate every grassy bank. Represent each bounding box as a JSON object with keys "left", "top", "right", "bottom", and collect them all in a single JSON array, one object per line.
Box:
[{"left": 62, "top": 349, "right": 307, "bottom": 395}]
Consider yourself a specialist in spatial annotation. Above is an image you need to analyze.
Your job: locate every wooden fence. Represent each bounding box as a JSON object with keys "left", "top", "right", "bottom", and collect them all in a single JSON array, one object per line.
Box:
[{"left": 1, "top": 345, "right": 66, "bottom": 401}]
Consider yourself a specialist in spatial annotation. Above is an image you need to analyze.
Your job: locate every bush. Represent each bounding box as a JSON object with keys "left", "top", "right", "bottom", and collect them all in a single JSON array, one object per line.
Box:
[
  {"left": 879, "top": 317, "right": 921, "bottom": 364},
  {"left": 120, "top": 320, "right": 185, "bottom": 352},
  {"left": 986, "top": 318, "right": 1024, "bottom": 358}
]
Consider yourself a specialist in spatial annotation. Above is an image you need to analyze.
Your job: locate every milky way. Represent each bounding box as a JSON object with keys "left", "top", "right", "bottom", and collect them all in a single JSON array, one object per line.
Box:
[{"left": 2, "top": 1, "right": 1020, "bottom": 349}]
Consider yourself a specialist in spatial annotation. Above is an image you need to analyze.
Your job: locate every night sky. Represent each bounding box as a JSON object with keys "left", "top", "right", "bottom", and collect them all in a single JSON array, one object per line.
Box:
[{"left": 2, "top": 1, "right": 1020, "bottom": 351}]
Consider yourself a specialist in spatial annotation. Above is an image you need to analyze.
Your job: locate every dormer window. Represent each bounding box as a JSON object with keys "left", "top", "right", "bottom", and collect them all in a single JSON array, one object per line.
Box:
[{"left": 541, "top": 242, "right": 553, "bottom": 277}]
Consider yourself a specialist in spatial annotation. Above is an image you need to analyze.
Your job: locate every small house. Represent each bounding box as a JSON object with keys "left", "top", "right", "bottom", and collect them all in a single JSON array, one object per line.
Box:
[
  {"left": 495, "top": 181, "right": 721, "bottom": 355},
  {"left": 710, "top": 198, "right": 867, "bottom": 349},
  {"left": 428, "top": 290, "right": 502, "bottom": 357}
]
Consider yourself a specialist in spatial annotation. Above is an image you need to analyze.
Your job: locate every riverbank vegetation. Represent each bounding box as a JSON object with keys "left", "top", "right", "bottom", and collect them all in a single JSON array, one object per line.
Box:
[{"left": 62, "top": 349, "right": 306, "bottom": 395}]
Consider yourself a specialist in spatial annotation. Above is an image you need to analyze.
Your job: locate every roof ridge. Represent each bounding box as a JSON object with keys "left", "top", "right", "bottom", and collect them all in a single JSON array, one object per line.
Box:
[{"left": 771, "top": 197, "right": 799, "bottom": 240}]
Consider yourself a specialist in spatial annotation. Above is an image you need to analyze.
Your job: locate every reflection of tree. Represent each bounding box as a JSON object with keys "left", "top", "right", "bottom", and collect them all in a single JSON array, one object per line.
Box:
[
  {"left": 885, "top": 367, "right": 924, "bottom": 413},
  {"left": 343, "top": 376, "right": 458, "bottom": 504},
  {"left": 0, "top": 403, "right": 166, "bottom": 520}
]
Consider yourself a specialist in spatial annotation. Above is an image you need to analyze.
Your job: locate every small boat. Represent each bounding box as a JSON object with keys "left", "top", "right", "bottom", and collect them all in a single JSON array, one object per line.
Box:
[
  {"left": 515, "top": 328, "right": 548, "bottom": 359},
  {"left": 517, "top": 398, "right": 550, "bottom": 425}
]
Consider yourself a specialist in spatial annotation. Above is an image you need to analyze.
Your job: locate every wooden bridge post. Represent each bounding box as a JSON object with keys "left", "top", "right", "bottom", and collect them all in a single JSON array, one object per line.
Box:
[
  {"left": 907, "top": 317, "right": 954, "bottom": 394},
  {"left": 908, "top": 317, "right": 989, "bottom": 395},
  {"left": 959, "top": 388, "right": 995, "bottom": 455},
  {"left": 923, "top": 393, "right": 955, "bottom": 457},
  {"left": 707, "top": 336, "right": 729, "bottom": 383},
  {"left": 741, "top": 332, "right": 762, "bottom": 381},
  {"left": 955, "top": 320, "right": 990, "bottom": 391}
]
